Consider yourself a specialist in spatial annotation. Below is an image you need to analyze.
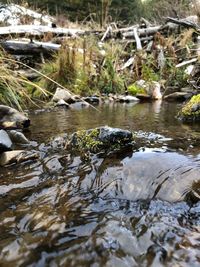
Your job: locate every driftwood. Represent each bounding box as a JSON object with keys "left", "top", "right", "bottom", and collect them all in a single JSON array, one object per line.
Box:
[
  {"left": 120, "top": 56, "right": 135, "bottom": 70},
  {"left": 176, "top": 58, "right": 198, "bottom": 68},
  {"left": 0, "top": 16, "right": 197, "bottom": 43},
  {"left": 0, "top": 40, "right": 61, "bottom": 55},
  {"left": 166, "top": 17, "right": 200, "bottom": 31},
  {"left": 120, "top": 36, "right": 153, "bottom": 44},
  {"left": 0, "top": 25, "right": 85, "bottom": 38},
  {"left": 123, "top": 26, "right": 162, "bottom": 38},
  {"left": 133, "top": 28, "right": 142, "bottom": 50},
  {"left": 101, "top": 25, "right": 112, "bottom": 42}
]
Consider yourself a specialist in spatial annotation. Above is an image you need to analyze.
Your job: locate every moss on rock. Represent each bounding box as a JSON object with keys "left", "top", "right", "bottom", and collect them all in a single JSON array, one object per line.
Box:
[
  {"left": 72, "top": 128, "right": 103, "bottom": 153},
  {"left": 68, "top": 126, "right": 133, "bottom": 154},
  {"left": 128, "top": 84, "right": 146, "bottom": 96},
  {"left": 180, "top": 94, "right": 200, "bottom": 121}
]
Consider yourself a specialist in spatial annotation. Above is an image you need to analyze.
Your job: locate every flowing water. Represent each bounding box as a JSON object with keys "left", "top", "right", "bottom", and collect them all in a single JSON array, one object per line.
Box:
[{"left": 0, "top": 101, "right": 200, "bottom": 267}]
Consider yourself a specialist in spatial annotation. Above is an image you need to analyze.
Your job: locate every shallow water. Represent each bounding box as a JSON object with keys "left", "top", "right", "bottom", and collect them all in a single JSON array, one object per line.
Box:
[{"left": 0, "top": 101, "right": 200, "bottom": 267}]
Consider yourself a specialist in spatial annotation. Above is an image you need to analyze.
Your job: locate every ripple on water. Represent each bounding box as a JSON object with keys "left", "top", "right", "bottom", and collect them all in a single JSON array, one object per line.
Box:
[
  {"left": 0, "top": 148, "right": 200, "bottom": 266},
  {"left": 0, "top": 102, "right": 200, "bottom": 266}
]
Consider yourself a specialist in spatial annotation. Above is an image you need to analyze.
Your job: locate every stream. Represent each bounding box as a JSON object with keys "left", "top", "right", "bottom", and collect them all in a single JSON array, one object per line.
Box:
[{"left": 0, "top": 101, "right": 200, "bottom": 267}]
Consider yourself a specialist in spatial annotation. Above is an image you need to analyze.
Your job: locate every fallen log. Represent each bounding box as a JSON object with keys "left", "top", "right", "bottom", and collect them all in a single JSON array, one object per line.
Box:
[
  {"left": 0, "top": 40, "right": 61, "bottom": 55},
  {"left": 123, "top": 26, "right": 162, "bottom": 38},
  {"left": 166, "top": 17, "right": 200, "bottom": 31},
  {"left": 0, "top": 25, "right": 85, "bottom": 38},
  {"left": 120, "top": 36, "right": 153, "bottom": 44},
  {"left": 114, "top": 24, "right": 139, "bottom": 33}
]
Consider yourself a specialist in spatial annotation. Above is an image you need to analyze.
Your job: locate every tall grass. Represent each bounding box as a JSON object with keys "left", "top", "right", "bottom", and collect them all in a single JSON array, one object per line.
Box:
[
  {"left": 0, "top": 49, "right": 49, "bottom": 110},
  {"left": 38, "top": 38, "right": 126, "bottom": 96},
  {"left": 38, "top": 43, "right": 77, "bottom": 93}
]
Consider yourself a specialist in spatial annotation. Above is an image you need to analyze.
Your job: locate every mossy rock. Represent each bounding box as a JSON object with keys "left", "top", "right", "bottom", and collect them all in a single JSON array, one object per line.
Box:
[
  {"left": 179, "top": 94, "right": 200, "bottom": 121},
  {"left": 68, "top": 126, "right": 133, "bottom": 154},
  {"left": 128, "top": 84, "right": 146, "bottom": 96}
]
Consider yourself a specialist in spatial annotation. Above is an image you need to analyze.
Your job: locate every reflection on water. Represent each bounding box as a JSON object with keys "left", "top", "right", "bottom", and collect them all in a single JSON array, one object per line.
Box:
[
  {"left": 28, "top": 101, "right": 200, "bottom": 141},
  {"left": 0, "top": 102, "right": 200, "bottom": 267}
]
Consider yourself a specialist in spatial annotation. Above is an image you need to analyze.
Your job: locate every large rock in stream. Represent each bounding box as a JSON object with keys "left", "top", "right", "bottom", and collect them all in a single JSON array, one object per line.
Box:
[
  {"left": 179, "top": 94, "right": 200, "bottom": 121},
  {"left": 0, "top": 150, "right": 39, "bottom": 166},
  {"left": 0, "top": 105, "right": 30, "bottom": 129},
  {"left": 68, "top": 126, "right": 133, "bottom": 154}
]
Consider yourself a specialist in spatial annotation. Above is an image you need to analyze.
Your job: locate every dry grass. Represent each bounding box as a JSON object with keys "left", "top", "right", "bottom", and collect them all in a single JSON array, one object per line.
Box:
[{"left": 0, "top": 49, "right": 49, "bottom": 109}]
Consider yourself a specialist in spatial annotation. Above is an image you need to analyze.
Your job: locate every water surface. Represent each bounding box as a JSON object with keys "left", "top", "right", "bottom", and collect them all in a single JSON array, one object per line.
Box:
[{"left": 0, "top": 101, "right": 200, "bottom": 267}]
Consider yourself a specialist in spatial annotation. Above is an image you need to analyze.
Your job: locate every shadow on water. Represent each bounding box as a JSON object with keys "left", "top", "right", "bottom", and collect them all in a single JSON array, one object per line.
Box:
[{"left": 0, "top": 102, "right": 200, "bottom": 266}]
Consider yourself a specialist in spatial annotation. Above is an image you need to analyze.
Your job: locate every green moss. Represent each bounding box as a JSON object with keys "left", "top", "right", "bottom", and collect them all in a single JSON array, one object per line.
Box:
[
  {"left": 74, "top": 129, "right": 103, "bottom": 153},
  {"left": 181, "top": 94, "right": 200, "bottom": 120},
  {"left": 128, "top": 84, "right": 146, "bottom": 96}
]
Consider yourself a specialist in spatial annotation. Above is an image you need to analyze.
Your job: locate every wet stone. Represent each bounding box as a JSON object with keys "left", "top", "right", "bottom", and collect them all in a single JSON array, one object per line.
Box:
[
  {"left": 146, "top": 244, "right": 167, "bottom": 264},
  {"left": 44, "top": 156, "right": 63, "bottom": 173},
  {"left": 118, "top": 95, "right": 139, "bottom": 103},
  {"left": 0, "top": 130, "right": 12, "bottom": 152},
  {"left": 52, "top": 87, "right": 74, "bottom": 103},
  {"left": 83, "top": 96, "right": 100, "bottom": 104},
  {"left": 55, "top": 99, "right": 70, "bottom": 108},
  {"left": 8, "top": 130, "right": 29, "bottom": 145},
  {"left": 164, "top": 92, "right": 191, "bottom": 101},
  {"left": 69, "top": 126, "right": 133, "bottom": 154},
  {"left": 0, "top": 105, "right": 30, "bottom": 129},
  {"left": 0, "top": 150, "right": 39, "bottom": 166}
]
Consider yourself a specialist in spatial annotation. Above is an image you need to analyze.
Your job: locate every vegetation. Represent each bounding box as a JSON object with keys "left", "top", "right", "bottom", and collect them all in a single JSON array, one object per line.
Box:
[
  {"left": 38, "top": 39, "right": 126, "bottom": 96},
  {"left": 0, "top": 1, "right": 197, "bottom": 108},
  {"left": 0, "top": 49, "right": 48, "bottom": 109},
  {"left": 35, "top": 29, "right": 193, "bottom": 97}
]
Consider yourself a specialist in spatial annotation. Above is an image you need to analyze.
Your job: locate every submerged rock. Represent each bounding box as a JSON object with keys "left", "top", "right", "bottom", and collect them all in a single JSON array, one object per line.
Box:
[
  {"left": 0, "top": 150, "right": 39, "bottom": 166},
  {"left": 179, "top": 94, "right": 200, "bottom": 121},
  {"left": 0, "top": 130, "right": 12, "bottom": 152},
  {"left": 164, "top": 92, "right": 191, "bottom": 102},
  {"left": 68, "top": 126, "right": 133, "bottom": 153},
  {"left": 0, "top": 105, "right": 30, "bottom": 129},
  {"left": 83, "top": 150, "right": 200, "bottom": 203},
  {"left": 8, "top": 130, "right": 29, "bottom": 145}
]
